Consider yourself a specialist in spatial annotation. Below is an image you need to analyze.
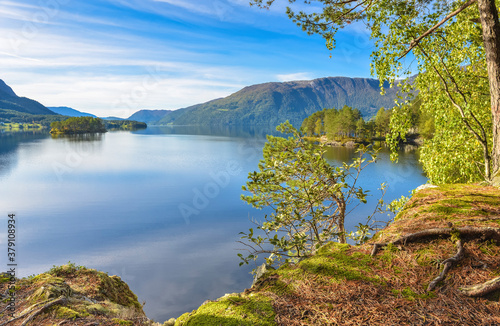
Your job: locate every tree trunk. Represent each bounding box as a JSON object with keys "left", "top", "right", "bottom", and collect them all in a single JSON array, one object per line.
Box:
[{"left": 477, "top": 0, "right": 500, "bottom": 184}]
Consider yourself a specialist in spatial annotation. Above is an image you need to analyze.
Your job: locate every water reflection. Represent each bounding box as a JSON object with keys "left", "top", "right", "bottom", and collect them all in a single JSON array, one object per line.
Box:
[
  {"left": 0, "top": 127, "right": 427, "bottom": 323},
  {"left": 50, "top": 133, "right": 105, "bottom": 142},
  {"left": 134, "top": 125, "right": 280, "bottom": 138},
  {"left": 0, "top": 131, "right": 50, "bottom": 178}
]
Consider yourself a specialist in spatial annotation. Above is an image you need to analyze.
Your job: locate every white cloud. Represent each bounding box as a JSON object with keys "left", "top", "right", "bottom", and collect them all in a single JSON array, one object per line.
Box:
[{"left": 276, "top": 72, "right": 313, "bottom": 82}]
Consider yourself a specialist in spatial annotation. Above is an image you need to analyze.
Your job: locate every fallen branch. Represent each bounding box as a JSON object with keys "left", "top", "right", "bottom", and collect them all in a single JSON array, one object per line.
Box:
[
  {"left": 371, "top": 227, "right": 500, "bottom": 256},
  {"left": 460, "top": 276, "right": 500, "bottom": 297},
  {"left": 427, "top": 240, "right": 465, "bottom": 291},
  {"left": 0, "top": 296, "right": 66, "bottom": 326}
]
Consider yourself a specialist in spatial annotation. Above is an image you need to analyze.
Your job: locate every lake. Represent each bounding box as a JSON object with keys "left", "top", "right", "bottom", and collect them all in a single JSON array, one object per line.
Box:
[{"left": 0, "top": 126, "right": 427, "bottom": 322}]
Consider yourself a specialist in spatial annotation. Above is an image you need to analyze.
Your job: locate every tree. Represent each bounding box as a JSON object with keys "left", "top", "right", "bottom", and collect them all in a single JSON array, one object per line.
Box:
[
  {"left": 251, "top": 0, "right": 500, "bottom": 184},
  {"left": 355, "top": 117, "right": 366, "bottom": 138},
  {"left": 374, "top": 108, "right": 391, "bottom": 137},
  {"left": 239, "top": 121, "right": 381, "bottom": 266}
]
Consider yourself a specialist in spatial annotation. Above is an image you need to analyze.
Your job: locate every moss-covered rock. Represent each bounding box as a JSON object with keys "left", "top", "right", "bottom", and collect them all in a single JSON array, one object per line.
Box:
[
  {"left": 0, "top": 263, "right": 157, "bottom": 326},
  {"left": 174, "top": 293, "right": 276, "bottom": 326}
]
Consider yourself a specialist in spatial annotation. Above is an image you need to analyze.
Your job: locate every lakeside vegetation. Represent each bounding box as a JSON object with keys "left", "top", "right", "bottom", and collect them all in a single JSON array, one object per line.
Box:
[
  {"left": 49, "top": 117, "right": 147, "bottom": 134},
  {"left": 50, "top": 116, "right": 107, "bottom": 134},
  {"left": 104, "top": 119, "right": 147, "bottom": 131},
  {"left": 0, "top": 109, "right": 69, "bottom": 127},
  {"left": 300, "top": 99, "right": 434, "bottom": 145}
]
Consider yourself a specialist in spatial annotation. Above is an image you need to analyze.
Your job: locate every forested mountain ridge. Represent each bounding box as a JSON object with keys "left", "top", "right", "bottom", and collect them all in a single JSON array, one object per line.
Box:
[
  {"left": 157, "top": 77, "right": 400, "bottom": 126},
  {"left": 128, "top": 109, "right": 172, "bottom": 123},
  {"left": 48, "top": 106, "right": 97, "bottom": 118},
  {"left": 0, "top": 79, "right": 56, "bottom": 116}
]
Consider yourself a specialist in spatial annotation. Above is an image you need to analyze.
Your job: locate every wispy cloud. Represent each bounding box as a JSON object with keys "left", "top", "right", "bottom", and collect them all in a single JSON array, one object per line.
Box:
[
  {"left": 276, "top": 72, "right": 314, "bottom": 82},
  {"left": 0, "top": 0, "right": 374, "bottom": 117}
]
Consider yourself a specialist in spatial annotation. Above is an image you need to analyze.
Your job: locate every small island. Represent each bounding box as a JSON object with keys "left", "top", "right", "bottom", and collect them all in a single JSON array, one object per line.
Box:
[
  {"left": 50, "top": 117, "right": 147, "bottom": 134},
  {"left": 50, "top": 116, "right": 107, "bottom": 134}
]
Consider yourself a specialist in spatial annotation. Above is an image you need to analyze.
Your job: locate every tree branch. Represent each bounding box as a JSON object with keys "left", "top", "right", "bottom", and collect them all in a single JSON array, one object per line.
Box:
[{"left": 398, "top": 0, "right": 478, "bottom": 59}]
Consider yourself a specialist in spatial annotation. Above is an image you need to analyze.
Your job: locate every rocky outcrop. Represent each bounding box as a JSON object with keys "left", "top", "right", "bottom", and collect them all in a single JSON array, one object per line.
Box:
[{"left": 0, "top": 263, "right": 159, "bottom": 326}]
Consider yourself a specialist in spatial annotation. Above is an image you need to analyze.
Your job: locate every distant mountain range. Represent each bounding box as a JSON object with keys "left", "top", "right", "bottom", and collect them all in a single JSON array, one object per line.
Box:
[
  {"left": 1, "top": 76, "right": 401, "bottom": 128},
  {"left": 128, "top": 109, "right": 172, "bottom": 123},
  {"left": 0, "top": 79, "right": 56, "bottom": 116},
  {"left": 152, "top": 77, "right": 399, "bottom": 127},
  {"left": 48, "top": 106, "right": 97, "bottom": 118}
]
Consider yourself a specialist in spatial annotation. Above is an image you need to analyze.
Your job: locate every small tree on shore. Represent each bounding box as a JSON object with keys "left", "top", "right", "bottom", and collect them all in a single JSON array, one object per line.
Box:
[{"left": 239, "top": 121, "right": 383, "bottom": 267}]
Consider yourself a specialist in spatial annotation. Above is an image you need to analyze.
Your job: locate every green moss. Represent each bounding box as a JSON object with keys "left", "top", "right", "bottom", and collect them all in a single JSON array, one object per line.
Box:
[
  {"left": 28, "top": 276, "right": 72, "bottom": 304},
  {"left": 56, "top": 306, "right": 80, "bottom": 320},
  {"left": 48, "top": 262, "right": 87, "bottom": 276},
  {"left": 86, "top": 303, "right": 111, "bottom": 315},
  {"left": 112, "top": 318, "right": 133, "bottom": 325},
  {"left": 174, "top": 294, "right": 275, "bottom": 326},
  {"left": 415, "top": 248, "right": 437, "bottom": 266},
  {"left": 298, "top": 243, "right": 376, "bottom": 283},
  {"left": 268, "top": 279, "right": 293, "bottom": 296},
  {"left": 392, "top": 287, "right": 436, "bottom": 301},
  {"left": 97, "top": 274, "right": 142, "bottom": 309}
]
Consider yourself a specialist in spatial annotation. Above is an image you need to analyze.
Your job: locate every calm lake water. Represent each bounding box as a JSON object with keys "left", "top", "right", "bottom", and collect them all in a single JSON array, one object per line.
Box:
[{"left": 0, "top": 126, "right": 427, "bottom": 322}]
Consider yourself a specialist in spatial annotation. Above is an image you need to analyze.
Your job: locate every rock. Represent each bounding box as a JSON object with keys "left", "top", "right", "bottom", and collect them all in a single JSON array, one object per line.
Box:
[
  {"left": 252, "top": 264, "right": 275, "bottom": 287},
  {"left": 344, "top": 140, "right": 356, "bottom": 147},
  {"left": 163, "top": 318, "right": 176, "bottom": 326},
  {"left": 414, "top": 184, "right": 438, "bottom": 192}
]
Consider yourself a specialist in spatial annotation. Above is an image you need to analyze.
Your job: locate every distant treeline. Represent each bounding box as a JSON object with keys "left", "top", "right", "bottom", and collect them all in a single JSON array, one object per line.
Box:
[
  {"left": 301, "top": 99, "right": 434, "bottom": 141},
  {"left": 104, "top": 120, "right": 147, "bottom": 130},
  {"left": 50, "top": 117, "right": 107, "bottom": 134},
  {"left": 0, "top": 109, "right": 68, "bottom": 126}
]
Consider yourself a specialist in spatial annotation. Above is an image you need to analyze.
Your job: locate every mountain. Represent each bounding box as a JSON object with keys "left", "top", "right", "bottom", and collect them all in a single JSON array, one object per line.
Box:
[
  {"left": 128, "top": 109, "right": 171, "bottom": 123},
  {"left": 100, "top": 116, "right": 125, "bottom": 121},
  {"left": 0, "top": 79, "right": 56, "bottom": 116},
  {"left": 158, "top": 77, "right": 400, "bottom": 127},
  {"left": 48, "top": 106, "right": 97, "bottom": 118},
  {"left": 0, "top": 80, "right": 17, "bottom": 97}
]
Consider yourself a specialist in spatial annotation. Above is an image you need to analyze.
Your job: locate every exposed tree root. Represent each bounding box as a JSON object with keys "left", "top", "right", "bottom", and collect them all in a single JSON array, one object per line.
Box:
[
  {"left": 460, "top": 276, "right": 500, "bottom": 297},
  {"left": 370, "top": 227, "right": 500, "bottom": 295},
  {"left": 371, "top": 226, "right": 500, "bottom": 256},
  {"left": 427, "top": 240, "right": 465, "bottom": 291},
  {"left": 0, "top": 296, "right": 67, "bottom": 326}
]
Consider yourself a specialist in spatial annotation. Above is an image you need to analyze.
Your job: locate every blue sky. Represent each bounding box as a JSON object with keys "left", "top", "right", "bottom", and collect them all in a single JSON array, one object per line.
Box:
[{"left": 0, "top": 0, "right": 375, "bottom": 117}]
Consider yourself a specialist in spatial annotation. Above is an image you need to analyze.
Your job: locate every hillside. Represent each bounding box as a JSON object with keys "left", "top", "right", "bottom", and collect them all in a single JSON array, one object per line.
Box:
[
  {"left": 0, "top": 79, "right": 56, "bottom": 116},
  {"left": 173, "top": 184, "right": 500, "bottom": 325},
  {"left": 158, "top": 77, "right": 400, "bottom": 127},
  {"left": 128, "top": 109, "right": 172, "bottom": 123},
  {"left": 48, "top": 106, "right": 97, "bottom": 118}
]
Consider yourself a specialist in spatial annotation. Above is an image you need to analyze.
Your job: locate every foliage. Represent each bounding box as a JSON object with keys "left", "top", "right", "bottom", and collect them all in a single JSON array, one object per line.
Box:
[
  {"left": 250, "top": 0, "right": 498, "bottom": 184},
  {"left": 376, "top": 2, "right": 494, "bottom": 183},
  {"left": 239, "top": 121, "right": 382, "bottom": 266},
  {"left": 0, "top": 109, "right": 69, "bottom": 126},
  {"left": 301, "top": 105, "right": 401, "bottom": 140},
  {"left": 50, "top": 116, "right": 107, "bottom": 134},
  {"left": 104, "top": 119, "right": 147, "bottom": 131}
]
